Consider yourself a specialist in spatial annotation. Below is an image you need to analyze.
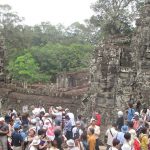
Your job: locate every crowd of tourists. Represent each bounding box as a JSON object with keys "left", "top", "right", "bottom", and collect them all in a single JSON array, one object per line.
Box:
[{"left": 0, "top": 100, "right": 150, "bottom": 150}]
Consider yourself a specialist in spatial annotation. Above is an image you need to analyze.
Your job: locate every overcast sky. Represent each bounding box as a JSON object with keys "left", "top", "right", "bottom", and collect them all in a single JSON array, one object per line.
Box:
[{"left": 1, "top": 0, "right": 96, "bottom": 26}]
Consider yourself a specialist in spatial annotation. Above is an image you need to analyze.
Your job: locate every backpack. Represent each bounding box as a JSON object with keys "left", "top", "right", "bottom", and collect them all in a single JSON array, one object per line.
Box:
[{"left": 74, "top": 128, "right": 80, "bottom": 140}]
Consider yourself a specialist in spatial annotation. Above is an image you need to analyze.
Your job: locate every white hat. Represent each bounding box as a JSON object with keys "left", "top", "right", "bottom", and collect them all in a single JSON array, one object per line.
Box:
[
  {"left": 31, "top": 119, "right": 37, "bottom": 124},
  {"left": 56, "top": 106, "right": 62, "bottom": 110},
  {"left": 134, "top": 112, "right": 139, "bottom": 116},
  {"left": 31, "top": 136, "right": 40, "bottom": 145},
  {"left": 90, "top": 118, "right": 96, "bottom": 123},
  {"left": 66, "top": 139, "right": 75, "bottom": 147},
  {"left": 65, "top": 108, "right": 69, "bottom": 112},
  {"left": 0, "top": 117, "right": 4, "bottom": 122},
  {"left": 44, "top": 113, "right": 50, "bottom": 117},
  {"left": 118, "top": 111, "right": 123, "bottom": 117}
]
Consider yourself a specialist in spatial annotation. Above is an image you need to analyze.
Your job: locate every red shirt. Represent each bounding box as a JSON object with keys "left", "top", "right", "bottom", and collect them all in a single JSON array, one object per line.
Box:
[{"left": 95, "top": 113, "right": 101, "bottom": 126}]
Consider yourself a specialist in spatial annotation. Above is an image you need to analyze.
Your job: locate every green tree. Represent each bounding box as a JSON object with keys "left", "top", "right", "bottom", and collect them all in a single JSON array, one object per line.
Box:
[
  {"left": 90, "top": 0, "right": 143, "bottom": 37},
  {"left": 8, "top": 53, "right": 40, "bottom": 83}
]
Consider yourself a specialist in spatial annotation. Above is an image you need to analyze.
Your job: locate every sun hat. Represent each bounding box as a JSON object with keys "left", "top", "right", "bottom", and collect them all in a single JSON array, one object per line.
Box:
[
  {"left": 121, "top": 125, "right": 128, "bottom": 133},
  {"left": 118, "top": 111, "right": 123, "bottom": 117},
  {"left": 66, "top": 139, "right": 75, "bottom": 147},
  {"left": 29, "top": 127, "right": 36, "bottom": 133},
  {"left": 31, "top": 136, "right": 40, "bottom": 146},
  {"left": 56, "top": 106, "right": 62, "bottom": 110},
  {"left": 90, "top": 118, "right": 96, "bottom": 123},
  {"left": 0, "top": 117, "right": 4, "bottom": 122},
  {"left": 134, "top": 112, "right": 139, "bottom": 116},
  {"left": 14, "top": 123, "right": 20, "bottom": 129},
  {"left": 44, "top": 113, "right": 50, "bottom": 117},
  {"left": 31, "top": 118, "right": 37, "bottom": 124}
]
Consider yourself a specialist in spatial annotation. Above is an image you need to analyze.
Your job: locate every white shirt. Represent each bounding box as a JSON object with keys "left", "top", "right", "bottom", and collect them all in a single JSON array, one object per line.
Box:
[
  {"left": 29, "top": 146, "right": 38, "bottom": 150},
  {"left": 67, "top": 112, "right": 75, "bottom": 126},
  {"left": 109, "top": 147, "right": 118, "bottom": 150},
  {"left": 72, "top": 127, "right": 83, "bottom": 138},
  {"left": 121, "top": 141, "right": 132, "bottom": 150},
  {"left": 106, "top": 127, "right": 118, "bottom": 146}
]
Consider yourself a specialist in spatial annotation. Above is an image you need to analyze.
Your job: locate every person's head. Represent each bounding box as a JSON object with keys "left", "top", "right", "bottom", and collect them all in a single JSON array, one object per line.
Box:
[
  {"left": 8, "top": 108, "right": 13, "bottom": 113},
  {"left": 89, "top": 128, "right": 95, "bottom": 135},
  {"left": 112, "top": 123, "right": 117, "bottom": 129},
  {"left": 118, "top": 111, "right": 123, "bottom": 118},
  {"left": 0, "top": 117, "right": 5, "bottom": 125},
  {"left": 38, "top": 129, "right": 45, "bottom": 137},
  {"left": 141, "top": 127, "right": 147, "bottom": 134},
  {"left": 76, "top": 121, "right": 81, "bottom": 128},
  {"left": 134, "top": 112, "right": 139, "bottom": 120},
  {"left": 78, "top": 115, "right": 83, "bottom": 120},
  {"left": 65, "top": 115, "right": 70, "bottom": 120},
  {"left": 65, "top": 108, "right": 70, "bottom": 113},
  {"left": 54, "top": 129, "right": 61, "bottom": 137},
  {"left": 66, "top": 139, "right": 75, "bottom": 148},
  {"left": 128, "top": 121, "right": 134, "bottom": 129},
  {"left": 13, "top": 123, "right": 20, "bottom": 131},
  {"left": 40, "top": 111, "right": 45, "bottom": 117},
  {"left": 143, "top": 108, "right": 147, "bottom": 114},
  {"left": 30, "top": 119, "right": 37, "bottom": 125},
  {"left": 112, "top": 139, "right": 120, "bottom": 148},
  {"left": 124, "top": 132, "right": 131, "bottom": 141},
  {"left": 29, "top": 128, "right": 36, "bottom": 137},
  {"left": 128, "top": 103, "right": 133, "bottom": 108},
  {"left": 81, "top": 132, "right": 87, "bottom": 141},
  {"left": 121, "top": 125, "right": 128, "bottom": 133},
  {"left": 90, "top": 118, "right": 96, "bottom": 126}
]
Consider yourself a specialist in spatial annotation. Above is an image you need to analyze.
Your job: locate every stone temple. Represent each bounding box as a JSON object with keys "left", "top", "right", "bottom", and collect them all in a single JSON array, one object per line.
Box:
[
  {"left": 0, "top": 1, "right": 150, "bottom": 119},
  {"left": 81, "top": 1, "right": 150, "bottom": 123}
]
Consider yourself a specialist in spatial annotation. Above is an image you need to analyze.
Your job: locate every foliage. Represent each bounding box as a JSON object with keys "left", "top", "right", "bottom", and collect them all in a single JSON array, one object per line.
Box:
[
  {"left": 90, "top": 0, "right": 144, "bottom": 37},
  {"left": 7, "top": 53, "right": 49, "bottom": 83}
]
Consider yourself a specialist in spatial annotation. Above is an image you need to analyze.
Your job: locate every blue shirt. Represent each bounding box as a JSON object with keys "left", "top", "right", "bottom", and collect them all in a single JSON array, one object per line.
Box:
[
  {"left": 127, "top": 108, "right": 135, "bottom": 121},
  {"left": 116, "top": 132, "right": 125, "bottom": 144},
  {"left": 12, "top": 131, "right": 23, "bottom": 146}
]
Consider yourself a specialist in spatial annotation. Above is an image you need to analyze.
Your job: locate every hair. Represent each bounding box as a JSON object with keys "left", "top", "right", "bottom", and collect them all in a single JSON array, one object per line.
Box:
[
  {"left": 112, "top": 139, "right": 120, "bottom": 147},
  {"left": 54, "top": 129, "right": 61, "bottom": 137},
  {"left": 89, "top": 128, "right": 95, "bottom": 134},
  {"left": 78, "top": 115, "right": 82, "bottom": 120},
  {"left": 141, "top": 127, "right": 147, "bottom": 134},
  {"left": 65, "top": 115, "right": 70, "bottom": 120},
  {"left": 124, "top": 132, "right": 131, "bottom": 140},
  {"left": 112, "top": 123, "right": 117, "bottom": 128},
  {"left": 128, "top": 121, "right": 134, "bottom": 128},
  {"left": 143, "top": 108, "right": 147, "bottom": 114},
  {"left": 81, "top": 132, "right": 88, "bottom": 141},
  {"left": 51, "top": 140, "right": 58, "bottom": 147},
  {"left": 38, "top": 129, "right": 45, "bottom": 136}
]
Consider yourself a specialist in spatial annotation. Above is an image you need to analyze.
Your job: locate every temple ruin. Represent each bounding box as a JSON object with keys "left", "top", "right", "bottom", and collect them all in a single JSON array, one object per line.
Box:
[{"left": 81, "top": 1, "right": 150, "bottom": 123}]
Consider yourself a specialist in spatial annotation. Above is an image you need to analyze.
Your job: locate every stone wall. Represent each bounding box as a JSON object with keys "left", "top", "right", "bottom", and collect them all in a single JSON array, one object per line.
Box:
[{"left": 81, "top": 2, "right": 150, "bottom": 124}]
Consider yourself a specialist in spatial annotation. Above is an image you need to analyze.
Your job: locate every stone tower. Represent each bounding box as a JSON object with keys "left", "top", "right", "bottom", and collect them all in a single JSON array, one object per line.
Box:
[{"left": 81, "top": 1, "right": 150, "bottom": 123}]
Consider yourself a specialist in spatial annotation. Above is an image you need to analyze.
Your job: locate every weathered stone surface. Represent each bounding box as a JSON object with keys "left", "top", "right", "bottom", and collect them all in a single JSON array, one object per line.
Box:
[{"left": 81, "top": 3, "right": 150, "bottom": 124}]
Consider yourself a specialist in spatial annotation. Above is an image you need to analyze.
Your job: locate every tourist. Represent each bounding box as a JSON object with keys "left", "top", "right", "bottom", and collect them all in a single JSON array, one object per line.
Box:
[
  {"left": 136, "top": 118, "right": 145, "bottom": 137},
  {"left": 66, "top": 139, "right": 80, "bottom": 150},
  {"left": 88, "top": 118, "right": 100, "bottom": 150},
  {"left": 65, "top": 108, "right": 76, "bottom": 128},
  {"left": 105, "top": 123, "right": 118, "bottom": 150},
  {"left": 88, "top": 128, "right": 96, "bottom": 150},
  {"left": 109, "top": 138, "right": 120, "bottom": 150},
  {"left": 0, "top": 117, "right": 9, "bottom": 150},
  {"left": 116, "top": 125, "right": 128, "bottom": 145},
  {"left": 132, "top": 112, "right": 140, "bottom": 130},
  {"left": 128, "top": 121, "right": 137, "bottom": 144},
  {"left": 116, "top": 111, "right": 124, "bottom": 131},
  {"left": 93, "top": 110, "right": 101, "bottom": 127},
  {"left": 11, "top": 123, "right": 23, "bottom": 150},
  {"left": 80, "top": 132, "right": 89, "bottom": 150},
  {"left": 54, "top": 129, "right": 63, "bottom": 150},
  {"left": 64, "top": 115, "right": 72, "bottom": 140},
  {"left": 77, "top": 115, "right": 85, "bottom": 131},
  {"left": 139, "top": 127, "right": 149, "bottom": 150},
  {"left": 135, "top": 101, "right": 142, "bottom": 114},
  {"left": 121, "top": 132, "right": 132, "bottom": 150},
  {"left": 72, "top": 121, "right": 83, "bottom": 140},
  {"left": 127, "top": 103, "right": 135, "bottom": 122},
  {"left": 29, "top": 136, "right": 41, "bottom": 150}
]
